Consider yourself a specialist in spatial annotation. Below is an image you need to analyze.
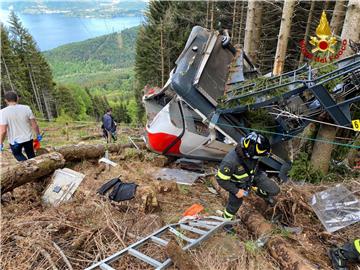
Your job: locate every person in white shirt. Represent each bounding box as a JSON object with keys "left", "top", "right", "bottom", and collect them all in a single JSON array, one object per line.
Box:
[{"left": 0, "top": 91, "right": 42, "bottom": 161}]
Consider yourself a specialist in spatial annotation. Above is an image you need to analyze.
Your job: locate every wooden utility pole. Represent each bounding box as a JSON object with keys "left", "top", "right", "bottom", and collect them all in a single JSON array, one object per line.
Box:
[
  {"left": 330, "top": 0, "right": 346, "bottom": 36},
  {"left": 244, "top": 1, "right": 263, "bottom": 64},
  {"left": 272, "top": 0, "right": 296, "bottom": 76},
  {"left": 299, "top": 0, "right": 315, "bottom": 65}
]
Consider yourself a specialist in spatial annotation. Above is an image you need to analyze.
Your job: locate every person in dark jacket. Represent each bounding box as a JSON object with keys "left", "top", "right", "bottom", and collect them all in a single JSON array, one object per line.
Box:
[
  {"left": 216, "top": 132, "right": 280, "bottom": 225},
  {"left": 102, "top": 108, "right": 117, "bottom": 143},
  {"left": 329, "top": 239, "right": 360, "bottom": 270}
]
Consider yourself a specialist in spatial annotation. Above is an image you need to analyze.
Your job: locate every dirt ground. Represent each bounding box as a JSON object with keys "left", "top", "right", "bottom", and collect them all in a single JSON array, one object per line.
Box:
[{"left": 1, "top": 124, "right": 359, "bottom": 270}]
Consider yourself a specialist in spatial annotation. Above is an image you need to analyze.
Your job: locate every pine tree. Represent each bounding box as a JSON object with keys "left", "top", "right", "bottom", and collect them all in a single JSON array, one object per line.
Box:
[
  {"left": 1, "top": 24, "right": 30, "bottom": 107},
  {"left": 8, "top": 11, "right": 56, "bottom": 119}
]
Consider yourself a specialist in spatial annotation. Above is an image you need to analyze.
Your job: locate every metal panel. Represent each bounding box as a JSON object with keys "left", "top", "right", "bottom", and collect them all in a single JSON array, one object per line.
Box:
[
  {"left": 309, "top": 85, "right": 351, "bottom": 126},
  {"left": 196, "top": 37, "right": 234, "bottom": 106}
]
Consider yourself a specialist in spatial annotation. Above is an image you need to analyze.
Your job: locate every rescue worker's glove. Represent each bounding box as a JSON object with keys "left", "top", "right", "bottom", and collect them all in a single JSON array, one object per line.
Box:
[
  {"left": 37, "top": 134, "right": 43, "bottom": 142},
  {"left": 240, "top": 132, "right": 271, "bottom": 159}
]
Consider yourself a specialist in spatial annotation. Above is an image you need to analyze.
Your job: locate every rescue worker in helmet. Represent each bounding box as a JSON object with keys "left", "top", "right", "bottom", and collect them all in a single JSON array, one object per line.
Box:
[
  {"left": 216, "top": 132, "right": 280, "bottom": 224},
  {"left": 329, "top": 239, "right": 360, "bottom": 270}
]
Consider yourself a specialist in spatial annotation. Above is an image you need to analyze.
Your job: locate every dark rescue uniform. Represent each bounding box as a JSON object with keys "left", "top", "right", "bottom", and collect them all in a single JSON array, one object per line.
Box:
[{"left": 216, "top": 148, "right": 280, "bottom": 220}]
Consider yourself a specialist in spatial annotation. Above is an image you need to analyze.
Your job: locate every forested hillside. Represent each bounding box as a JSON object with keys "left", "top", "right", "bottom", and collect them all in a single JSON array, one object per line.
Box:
[
  {"left": 1, "top": 12, "right": 55, "bottom": 119},
  {"left": 44, "top": 27, "right": 138, "bottom": 78},
  {"left": 1, "top": 12, "right": 136, "bottom": 123}
]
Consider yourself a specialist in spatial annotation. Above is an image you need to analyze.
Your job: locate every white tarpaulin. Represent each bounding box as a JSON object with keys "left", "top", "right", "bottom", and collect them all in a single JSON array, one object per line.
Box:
[
  {"left": 43, "top": 168, "right": 85, "bottom": 206},
  {"left": 310, "top": 184, "right": 360, "bottom": 233}
]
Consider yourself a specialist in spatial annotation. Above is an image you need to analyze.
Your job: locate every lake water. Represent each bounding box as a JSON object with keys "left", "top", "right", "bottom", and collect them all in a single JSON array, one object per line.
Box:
[{"left": 0, "top": 9, "right": 143, "bottom": 51}]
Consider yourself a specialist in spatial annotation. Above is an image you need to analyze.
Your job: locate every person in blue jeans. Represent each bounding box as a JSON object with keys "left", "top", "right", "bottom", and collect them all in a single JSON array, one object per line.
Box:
[{"left": 0, "top": 91, "right": 42, "bottom": 161}]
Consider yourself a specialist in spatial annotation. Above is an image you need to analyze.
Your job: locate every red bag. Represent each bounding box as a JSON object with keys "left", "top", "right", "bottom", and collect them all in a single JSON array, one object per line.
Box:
[{"left": 33, "top": 139, "right": 41, "bottom": 150}]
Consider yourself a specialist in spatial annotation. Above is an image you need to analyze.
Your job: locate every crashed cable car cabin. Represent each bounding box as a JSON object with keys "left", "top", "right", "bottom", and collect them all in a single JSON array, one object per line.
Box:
[{"left": 143, "top": 26, "right": 360, "bottom": 179}]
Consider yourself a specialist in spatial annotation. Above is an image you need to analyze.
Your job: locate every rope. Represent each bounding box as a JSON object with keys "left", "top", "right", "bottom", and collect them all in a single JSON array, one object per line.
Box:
[
  {"left": 211, "top": 121, "right": 360, "bottom": 149},
  {"left": 270, "top": 108, "right": 356, "bottom": 131}
]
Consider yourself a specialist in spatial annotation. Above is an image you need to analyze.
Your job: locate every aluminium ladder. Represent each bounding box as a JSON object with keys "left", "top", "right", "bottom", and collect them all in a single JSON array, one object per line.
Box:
[{"left": 85, "top": 215, "right": 237, "bottom": 270}]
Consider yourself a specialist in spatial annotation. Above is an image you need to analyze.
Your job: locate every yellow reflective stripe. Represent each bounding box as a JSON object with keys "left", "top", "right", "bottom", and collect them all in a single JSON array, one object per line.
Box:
[
  {"left": 217, "top": 170, "right": 231, "bottom": 180},
  {"left": 259, "top": 189, "right": 267, "bottom": 195},
  {"left": 233, "top": 173, "right": 249, "bottom": 179},
  {"left": 256, "top": 144, "right": 266, "bottom": 154},
  {"left": 354, "top": 239, "right": 360, "bottom": 254},
  {"left": 223, "top": 209, "right": 234, "bottom": 220},
  {"left": 244, "top": 139, "right": 250, "bottom": 148},
  {"left": 233, "top": 170, "right": 254, "bottom": 179}
]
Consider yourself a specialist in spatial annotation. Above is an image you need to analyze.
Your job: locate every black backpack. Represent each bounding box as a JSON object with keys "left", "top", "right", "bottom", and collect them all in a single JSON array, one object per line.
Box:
[{"left": 97, "top": 178, "right": 138, "bottom": 202}]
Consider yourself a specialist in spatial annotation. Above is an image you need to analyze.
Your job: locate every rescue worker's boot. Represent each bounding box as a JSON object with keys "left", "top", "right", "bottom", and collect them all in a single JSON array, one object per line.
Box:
[
  {"left": 329, "top": 239, "right": 360, "bottom": 270},
  {"left": 252, "top": 187, "right": 276, "bottom": 207},
  {"left": 222, "top": 209, "right": 236, "bottom": 234},
  {"left": 263, "top": 196, "right": 276, "bottom": 207},
  {"left": 329, "top": 248, "right": 349, "bottom": 270}
]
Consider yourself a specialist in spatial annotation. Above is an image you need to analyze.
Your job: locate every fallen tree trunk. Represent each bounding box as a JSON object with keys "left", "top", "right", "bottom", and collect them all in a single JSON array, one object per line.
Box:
[
  {"left": 1, "top": 142, "right": 148, "bottom": 194},
  {"left": 210, "top": 177, "right": 316, "bottom": 270},
  {"left": 54, "top": 142, "right": 146, "bottom": 162},
  {"left": 1, "top": 152, "right": 65, "bottom": 194}
]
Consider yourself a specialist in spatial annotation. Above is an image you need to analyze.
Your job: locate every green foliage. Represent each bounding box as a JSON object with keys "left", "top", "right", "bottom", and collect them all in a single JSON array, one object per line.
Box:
[
  {"left": 244, "top": 109, "right": 277, "bottom": 132},
  {"left": 178, "top": 184, "right": 190, "bottom": 195},
  {"left": 2, "top": 12, "right": 56, "bottom": 119},
  {"left": 311, "top": 62, "right": 343, "bottom": 92},
  {"left": 289, "top": 152, "right": 324, "bottom": 183},
  {"left": 244, "top": 241, "right": 258, "bottom": 254},
  {"left": 44, "top": 27, "right": 139, "bottom": 78}
]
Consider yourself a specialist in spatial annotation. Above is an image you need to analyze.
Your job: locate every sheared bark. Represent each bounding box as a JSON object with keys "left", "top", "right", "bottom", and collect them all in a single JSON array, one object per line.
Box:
[
  {"left": 210, "top": 177, "right": 317, "bottom": 270},
  {"left": 1, "top": 152, "right": 65, "bottom": 194}
]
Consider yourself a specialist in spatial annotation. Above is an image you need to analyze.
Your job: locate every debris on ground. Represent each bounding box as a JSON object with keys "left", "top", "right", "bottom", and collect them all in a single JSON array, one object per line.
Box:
[
  {"left": 310, "top": 184, "right": 360, "bottom": 233},
  {"left": 43, "top": 168, "right": 85, "bottom": 206},
  {"left": 97, "top": 177, "right": 138, "bottom": 202},
  {"left": 154, "top": 168, "right": 204, "bottom": 185},
  {"left": 1, "top": 133, "right": 359, "bottom": 270},
  {"left": 175, "top": 158, "right": 204, "bottom": 173},
  {"left": 99, "top": 157, "right": 118, "bottom": 167}
]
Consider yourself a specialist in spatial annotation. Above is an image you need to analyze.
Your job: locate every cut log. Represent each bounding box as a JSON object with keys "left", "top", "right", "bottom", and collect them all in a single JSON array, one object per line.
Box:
[
  {"left": 1, "top": 152, "right": 65, "bottom": 194},
  {"left": 54, "top": 143, "right": 135, "bottom": 161},
  {"left": 210, "top": 177, "right": 316, "bottom": 270}
]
